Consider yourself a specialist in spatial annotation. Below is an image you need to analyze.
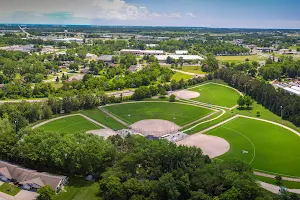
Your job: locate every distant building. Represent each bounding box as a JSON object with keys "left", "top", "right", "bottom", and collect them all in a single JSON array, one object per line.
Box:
[
  {"left": 86, "top": 53, "right": 98, "bottom": 59},
  {"left": 0, "top": 45, "right": 36, "bottom": 53},
  {"left": 97, "top": 55, "right": 114, "bottom": 63},
  {"left": 0, "top": 161, "right": 67, "bottom": 193},
  {"left": 146, "top": 44, "right": 158, "bottom": 48},
  {"left": 54, "top": 38, "right": 83, "bottom": 43},
  {"left": 175, "top": 50, "right": 189, "bottom": 55},
  {"left": 155, "top": 55, "right": 204, "bottom": 62},
  {"left": 120, "top": 49, "right": 164, "bottom": 56},
  {"left": 128, "top": 64, "right": 143, "bottom": 72}
]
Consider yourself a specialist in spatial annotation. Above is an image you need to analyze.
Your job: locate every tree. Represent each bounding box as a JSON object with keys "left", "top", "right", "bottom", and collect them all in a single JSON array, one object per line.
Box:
[
  {"left": 275, "top": 176, "right": 282, "bottom": 185},
  {"left": 244, "top": 96, "right": 254, "bottom": 109},
  {"left": 169, "top": 94, "right": 176, "bottom": 102},
  {"left": 237, "top": 96, "right": 245, "bottom": 108},
  {"left": 69, "top": 63, "right": 79, "bottom": 72},
  {"left": 37, "top": 185, "right": 55, "bottom": 200},
  {"left": 55, "top": 76, "right": 59, "bottom": 83}
]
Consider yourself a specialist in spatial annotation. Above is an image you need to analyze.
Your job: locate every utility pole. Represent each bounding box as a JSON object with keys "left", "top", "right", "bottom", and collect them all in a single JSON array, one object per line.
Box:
[{"left": 280, "top": 106, "right": 283, "bottom": 120}]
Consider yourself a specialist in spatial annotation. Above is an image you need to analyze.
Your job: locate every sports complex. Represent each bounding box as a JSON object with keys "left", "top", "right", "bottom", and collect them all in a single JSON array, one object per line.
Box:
[{"left": 34, "top": 81, "right": 300, "bottom": 183}]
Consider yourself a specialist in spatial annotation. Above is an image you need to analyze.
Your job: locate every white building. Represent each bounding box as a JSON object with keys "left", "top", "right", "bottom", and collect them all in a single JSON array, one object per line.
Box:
[
  {"left": 284, "top": 87, "right": 300, "bottom": 96},
  {"left": 86, "top": 53, "right": 98, "bottom": 59},
  {"left": 175, "top": 50, "right": 188, "bottom": 55},
  {"left": 120, "top": 49, "right": 164, "bottom": 56},
  {"left": 155, "top": 55, "right": 204, "bottom": 62},
  {"left": 54, "top": 38, "right": 84, "bottom": 43}
]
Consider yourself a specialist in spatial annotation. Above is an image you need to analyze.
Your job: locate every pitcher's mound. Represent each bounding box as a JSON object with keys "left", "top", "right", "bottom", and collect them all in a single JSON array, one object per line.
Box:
[
  {"left": 87, "top": 129, "right": 117, "bottom": 139},
  {"left": 176, "top": 134, "right": 230, "bottom": 158},
  {"left": 131, "top": 119, "right": 181, "bottom": 137},
  {"left": 172, "top": 90, "right": 200, "bottom": 99}
]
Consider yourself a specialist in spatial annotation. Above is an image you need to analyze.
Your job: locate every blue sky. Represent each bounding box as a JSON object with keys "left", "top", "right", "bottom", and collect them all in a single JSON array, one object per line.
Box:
[{"left": 0, "top": 0, "right": 300, "bottom": 28}]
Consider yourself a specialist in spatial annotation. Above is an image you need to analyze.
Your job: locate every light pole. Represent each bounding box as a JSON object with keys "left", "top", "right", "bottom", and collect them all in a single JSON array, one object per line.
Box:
[
  {"left": 280, "top": 106, "right": 283, "bottom": 120},
  {"left": 14, "top": 120, "right": 18, "bottom": 134},
  {"left": 128, "top": 114, "right": 131, "bottom": 122},
  {"left": 242, "top": 150, "right": 248, "bottom": 163}
]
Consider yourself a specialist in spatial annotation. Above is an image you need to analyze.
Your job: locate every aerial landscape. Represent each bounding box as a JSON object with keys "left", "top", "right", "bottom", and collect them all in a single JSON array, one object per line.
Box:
[{"left": 0, "top": 0, "right": 300, "bottom": 200}]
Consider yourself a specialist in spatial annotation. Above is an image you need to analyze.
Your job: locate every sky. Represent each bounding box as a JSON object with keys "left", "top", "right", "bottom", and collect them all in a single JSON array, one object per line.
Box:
[{"left": 0, "top": 0, "right": 300, "bottom": 28}]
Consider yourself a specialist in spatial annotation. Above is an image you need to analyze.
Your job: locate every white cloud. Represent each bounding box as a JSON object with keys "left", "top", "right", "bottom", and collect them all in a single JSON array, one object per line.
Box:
[
  {"left": 186, "top": 12, "right": 196, "bottom": 18},
  {"left": 0, "top": 0, "right": 191, "bottom": 23}
]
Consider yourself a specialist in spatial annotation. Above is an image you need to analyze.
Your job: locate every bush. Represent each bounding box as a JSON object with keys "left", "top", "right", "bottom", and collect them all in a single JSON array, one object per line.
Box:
[
  {"left": 169, "top": 94, "right": 176, "bottom": 102},
  {"left": 256, "top": 110, "right": 261, "bottom": 117}
]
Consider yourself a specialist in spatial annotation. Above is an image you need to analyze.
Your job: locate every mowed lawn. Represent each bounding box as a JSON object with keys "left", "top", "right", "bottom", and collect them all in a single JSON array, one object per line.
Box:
[
  {"left": 54, "top": 177, "right": 101, "bottom": 200},
  {"left": 80, "top": 109, "right": 127, "bottom": 130},
  {"left": 39, "top": 115, "right": 102, "bottom": 133},
  {"left": 207, "top": 117, "right": 300, "bottom": 177},
  {"left": 171, "top": 72, "right": 193, "bottom": 81},
  {"left": 105, "top": 102, "right": 212, "bottom": 126},
  {"left": 0, "top": 183, "right": 21, "bottom": 196},
  {"left": 189, "top": 83, "right": 241, "bottom": 108},
  {"left": 216, "top": 55, "right": 266, "bottom": 63},
  {"left": 180, "top": 66, "right": 207, "bottom": 75}
]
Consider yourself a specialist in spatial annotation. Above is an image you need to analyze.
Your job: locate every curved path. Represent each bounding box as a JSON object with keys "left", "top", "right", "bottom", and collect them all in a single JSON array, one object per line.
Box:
[
  {"left": 32, "top": 113, "right": 108, "bottom": 129},
  {"left": 171, "top": 69, "right": 206, "bottom": 77}
]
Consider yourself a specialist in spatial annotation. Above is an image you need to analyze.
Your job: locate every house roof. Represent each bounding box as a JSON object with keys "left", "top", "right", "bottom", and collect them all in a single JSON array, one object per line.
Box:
[
  {"left": 0, "top": 167, "right": 12, "bottom": 179},
  {"left": 20, "top": 177, "right": 45, "bottom": 187},
  {"left": 0, "top": 161, "right": 66, "bottom": 191}
]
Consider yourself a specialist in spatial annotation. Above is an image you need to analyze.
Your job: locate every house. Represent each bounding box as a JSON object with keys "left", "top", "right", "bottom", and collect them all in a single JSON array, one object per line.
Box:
[
  {"left": 155, "top": 55, "right": 204, "bottom": 62},
  {"left": 86, "top": 53, "right": 98, "bottom": 59},
  {"left": 0, "top": 161, "right": 67, "bottom": 193},
  {"left": 128, "top": 64, "right": 143, "bottom": 72},
  {"left": 175, "top": 50, "right": 188, "bottom": 55},
  {"left": 97, "top": 55, "right": 114, "bottom": 63}
]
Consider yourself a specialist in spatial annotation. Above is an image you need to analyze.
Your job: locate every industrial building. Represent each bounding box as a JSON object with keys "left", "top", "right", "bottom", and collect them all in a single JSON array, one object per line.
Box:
[
  {"left": 175, "top": 50, "right": 189, "bottom": 55},
  {"left": 120, "top": 49, "right": 164, "bottom": 56},
  {"left": 155, "top": 55, "right": 204, "bottom": 62}
]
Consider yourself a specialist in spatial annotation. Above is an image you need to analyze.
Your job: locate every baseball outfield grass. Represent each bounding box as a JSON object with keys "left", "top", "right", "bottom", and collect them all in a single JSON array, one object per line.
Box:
[
  {"left": 104, "top": 102, "right": 213, "bottom": 126},
  {"left": 189, "top": 83, "right": 241, "bottom": 108},
  {"left": 207, "top": 117, "right": 300, "bottom": 177},
  {"left": 39, "top": 115, "right": 102, "bottom": 134}
]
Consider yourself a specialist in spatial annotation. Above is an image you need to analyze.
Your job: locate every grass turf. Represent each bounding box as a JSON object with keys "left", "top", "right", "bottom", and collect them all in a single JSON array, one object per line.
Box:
[
  {"left": 104, "top": 102, "right": 212, "bottom": 126},
  {"left": 80, "top": 109, "right": 127, "bottom": 130},
  {"left": 207, "top": 117, "right": 300, "bottom": 177},
  {"left": 255, "top": 176, "right": 300, "bottom": 189},
  {"left": 180, "top": 66, "right": 206, "bottom": 75},
  {"left": 0, "top": 183, "right": 21, "bottom": 196},
  {"left": 216, "top": 55, "right": 266, "bottom": 63},
  {"left": 171, "top": 72, "right": 193, "bottom": 81},
  {"left": 54, "top": 177, "right": 101, "bottom": 200},
  {"left": 189, "top": 83, "right": 241, "bottom": 108},
  {"left": 39, "top": 115, "right": 102, "bottom": 134}
]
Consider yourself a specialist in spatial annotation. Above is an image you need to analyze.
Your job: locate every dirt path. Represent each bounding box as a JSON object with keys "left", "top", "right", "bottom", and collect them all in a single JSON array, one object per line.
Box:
[{"left": 32, "top": 114, "right": 108, "bottom": 129}]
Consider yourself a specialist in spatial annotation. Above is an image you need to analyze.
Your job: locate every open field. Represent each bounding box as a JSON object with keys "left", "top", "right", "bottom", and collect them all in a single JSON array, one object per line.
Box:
[
  {"left": 207, "top": 117, "right": 300, "bottom": 177},
  {"left": 0, "top": 183, "right": 21, "bottom": 196},
  {"left": 216, "top": 55, "right": 266, "bottom": 62},
  {"left": 104, "top": 102, "right": 212, "bottom": 126},
  {"left": 189, "top": 83, "right": 241, "bottom": 108},
  {"left": 180, "top": 66, "right": 206, "bottom": 75},
  {"left": 39, "top": 115, "right": 101, "bottom": 133},
  {"left": 54, "top": 177, "right": 101, "bottom": 200},
  {"left": 171, "top": 72, "right": 193, "bottom": 81},
  {"left": 80, "top": 109, "right": 127, "bottom": 130}
]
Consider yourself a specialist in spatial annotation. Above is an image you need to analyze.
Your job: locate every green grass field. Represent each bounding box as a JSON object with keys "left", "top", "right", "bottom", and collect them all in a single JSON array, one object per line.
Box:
[
  {"left": 105, "top": 102, "right": 212, "bottom": 126},
  {"left": 0, "top": 183, "right": 21, "bottom": 196},
  {"left": 216, "top": 55, "right": 266, "bottom": 63},
  {"left": 39, "top": 115, "right": 102, "bottom": 134},
  {"left": 207, "top": 117, "right": 300, "bottom": 177},
  {"left": 180, "top": 66, "right": 206, "bottom": 75},
  {"left": 171, "top": 72, "right": 193, "bottom": 81},
  {"left": 255, "top": 176, "right": 300, "bottom": 189},
  {"left": 80, "top": 109, "right": 127, "bottom": 130},
  {"left": 54, "top": 177, "right": 101, "bottom": 200},
  {"left": 189, "top": 83, "right": 241, "bottom": 108}
]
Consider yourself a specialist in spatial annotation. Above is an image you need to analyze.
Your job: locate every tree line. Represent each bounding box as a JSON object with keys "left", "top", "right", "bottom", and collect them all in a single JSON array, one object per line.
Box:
[{"left": 216, "top": 68, "right": 300, "bottom": 126}]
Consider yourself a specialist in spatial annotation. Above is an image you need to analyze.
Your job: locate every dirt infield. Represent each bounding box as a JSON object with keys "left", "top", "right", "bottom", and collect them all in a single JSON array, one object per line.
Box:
[
  {"left": 172, "top": 90, "right": 200, "bottom": 99},
  {"left": 131, "top": 119, "right": 181, "bottom": 136},
  {"left": 176, "top": 134, "right": 230, "bottom": 158},
  {"left": 87, "top": 129, "right": 118, "bottom": 138}
]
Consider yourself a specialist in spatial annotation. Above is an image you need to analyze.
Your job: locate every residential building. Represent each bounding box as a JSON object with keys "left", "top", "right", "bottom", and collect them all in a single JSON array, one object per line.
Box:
[
  {"left": 97, "top": 55, "right": 114, "bottom": 63},
  {"left": 0, "top": 161, "right": 67, "bottom": 193},
  {"left": 175, "top": 50, "right": 189, "bottom": 55}
]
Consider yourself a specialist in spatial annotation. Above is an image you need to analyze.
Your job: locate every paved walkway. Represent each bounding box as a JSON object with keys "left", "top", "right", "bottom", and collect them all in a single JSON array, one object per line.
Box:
[
  {"left": 259, "top": 181, "right": 300, "bottom": 194},
  {"left": 32, "top": 113, "right": 108, "bottom": 129},
  {"left": 171, "top": 69, "right": 206, "bottom": 77},
  {"left": 98, "top": 107, "right": 129, "bottom": 127}
]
